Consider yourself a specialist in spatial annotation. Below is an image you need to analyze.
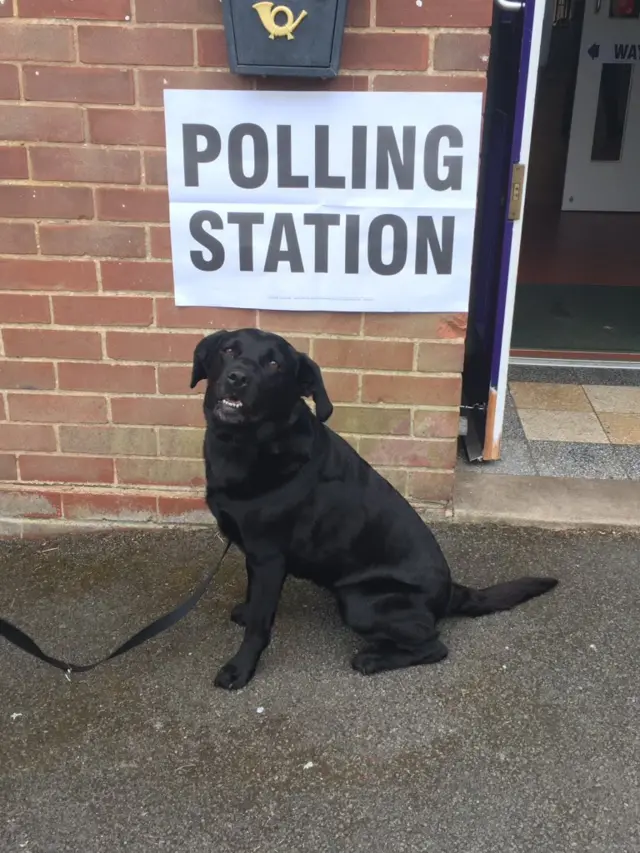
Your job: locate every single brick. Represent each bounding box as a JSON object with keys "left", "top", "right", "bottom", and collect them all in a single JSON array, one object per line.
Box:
[
  {"left": 323, "top": 371, "right": 359, "bottom": 403},
  {"left": 79, "top": 25, "right": 193, "bottom": 65},
  {"left": 158, "top": 495, "right": 210, "bottom": 525},
  {"left": 59, "top": 425, "right": 157, "bottom": 456},
  {"left": 373, "top": 74, "right": 486, "bottom": 94},
  {"left": 116, "top": 457, "right": 203, "bottom": 487},
  {"left": 417, "top": 342, "right": 465, "bottom": 373},
  {"left": 314, "top": 339, "right": 413, "bottom": 371},
  {"left": 0, "top": 455, "right": 18, "bottom": 480},
  {"left": 165, "top": 353, "right": 314, "bottom": 399},
  {"left": 31, "top": 145, "right": 141, "bottom": 184},
  {"left": 24, "top": 66, "right": 134, "bottom": 104},
  {"left": 138, "top": 68, "right": 248, "bottom": 107},
  {"left": 0, "top": 361, "right": 55, "bottom": 391},
  {"left": 0, "top": 259, "right": 98, "bottom": 291},
  {"left": 0, "top": 146, "right": 28, "bottom": 179},
  {"left": 196, "top": 29, "right": 230, "bottom": 67},
  {"left": 63, "top": 492, "right": 157, "bottom": 523},
  {"left": 158, "top": 366, "right": 201, "bottom": 395},
  {"left": 18, "top": 0, "right": 131, "bottom": 19},
  {"left": 96, "top": 187, "right": 169, "bottom": 223},
  {"left": 8, "top": 393, "right": 107, "bottom": 423},
  {"left": 52, "top": 295, "right": 153, "bottom": 327},
  {"left": 434, "top": 33, "right": 491, "bottom": 73},
  {"left": 0, "top": 22, "right": 74, "bottom": 60},
  {"left": 39, "top": 224, "right": 146, "bottom": 258},
  {"left": 0, "top": 185, "right": 93, "bottom": 220},
  {"left": 362, "top": 374, "right": 461, "bottom": 406},
  {"left": 136, "top": 0, "right": 221, "bottom": 24},
  {"left": 330, "top": 406, "right": 411, "bottom": 436},
  {"left": 0, "top": 293, "right": 50, "bottom": 324},
  {"left": 341, "top": 33, "right": 428, "bottom": 71},
  {"left": 88, "top": 108, "right": 165, "bottom": 146},
  {"left": 408, "top": 471, "right": 455, "bottom": 503},
  {"left": 156, "top": 300, "right": 255, "bottom": 329},
  {"left": 0, "top": 64, "right": 20, "bottom": 99},
  {"left": 346, "top": 0, "right": 370, "bottom": 26},
  {"left": 150, "top": 226, "right": 171, "bottom": 258},
  {"left": 0, "top": 105, "right": 84, "bottom": 142},
  {"left": 111, "top": 396, "right": 202, "bottom": 427},
  {"left": 259, "top": 311, "right": 361, "bottom": 336},
  {"left": 19, "top": 454, "right": 115, "bottom": 484},
  {"left": 106, "top": 331, "right": 202, "bottom": 363},
  {"left": 0, "top": 489, "right": 62, "bottom": 518},
  {"left": 101, "top": 260, "right": 174, "bottom": 292},
  {"left": 158, "top": 428, "right": 203, "bottom": 459},
  {"left": 377, "top": 0, "right": 492, "bottom": 28},
  {"left": 3, "top": 329, "right": 102, "bottom": 360},
  {"left": 0, "top": 223, "right": 37, "bottom": 255},
  {"left": 413, "top": 409, "right": 460, "bottom": 439},
  {"left": 0, "top": 424, "right": 56, "bottom": 452},
  {"left": 143, "top": 150, "right": 167, "bottom": 185},
  {"left": 363, "top": 313, "right": 467, "bottom": 339},
  {"left": 58, "top": 361, "right": 156, "bottom": 393},
  {"left": 360, "top": 437, "right": 457, "bottom": 469}
]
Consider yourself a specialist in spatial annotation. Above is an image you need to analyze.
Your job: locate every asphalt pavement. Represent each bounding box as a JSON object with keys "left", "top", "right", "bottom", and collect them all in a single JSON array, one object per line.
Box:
[{"left": 1, "top": 524, "right": 639, "bottom": 853}]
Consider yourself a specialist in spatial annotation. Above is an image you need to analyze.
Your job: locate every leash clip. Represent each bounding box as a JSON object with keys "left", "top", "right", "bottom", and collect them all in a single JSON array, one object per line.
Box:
[{"left": 65, "top": 668, "right": 73, "bottom": 682}]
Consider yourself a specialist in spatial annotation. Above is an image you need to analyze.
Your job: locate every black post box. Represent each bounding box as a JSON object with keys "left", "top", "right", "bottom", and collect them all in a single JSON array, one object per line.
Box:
[{"left": 222, "top": 0, "right": 349, "bottom": 78}]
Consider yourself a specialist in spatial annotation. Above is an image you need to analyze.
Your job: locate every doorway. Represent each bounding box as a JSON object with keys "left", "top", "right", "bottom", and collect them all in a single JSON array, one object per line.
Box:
[
  {"left": 511, "top": 0, "right": 640, "bottom": 359},
  {"left": 461, "top": 0, "right": 640, "bottom": 475}
]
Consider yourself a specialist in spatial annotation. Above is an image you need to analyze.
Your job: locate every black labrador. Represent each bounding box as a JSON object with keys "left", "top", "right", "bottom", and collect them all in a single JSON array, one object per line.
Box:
[{"left": 191, "top": 328, "right": 557, "bottom": 690}]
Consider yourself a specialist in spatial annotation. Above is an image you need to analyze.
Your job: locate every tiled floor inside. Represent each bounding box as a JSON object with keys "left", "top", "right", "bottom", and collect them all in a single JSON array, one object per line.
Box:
[{"left": 461, "top": 364, "right": 640, "bottom": 480}]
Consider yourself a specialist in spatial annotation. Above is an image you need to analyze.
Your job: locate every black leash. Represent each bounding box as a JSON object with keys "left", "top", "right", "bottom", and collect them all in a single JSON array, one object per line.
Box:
[{"left": 0, "top": 539, "right": 231, "bottom": 676}]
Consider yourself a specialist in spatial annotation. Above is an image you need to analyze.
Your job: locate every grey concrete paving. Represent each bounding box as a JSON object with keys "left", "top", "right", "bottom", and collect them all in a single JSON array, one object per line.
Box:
[
  {"left": 1, "top": 525, "right": 640, "bottom": 853},
  {"left": 455, "top": 469, "right": 640, "bottom": 529}
]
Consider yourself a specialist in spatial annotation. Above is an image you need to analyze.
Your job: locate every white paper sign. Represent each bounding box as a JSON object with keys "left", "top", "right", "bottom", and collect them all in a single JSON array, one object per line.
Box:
[{"left": 164, "top": 90, "right": 482, "bottom": 313}]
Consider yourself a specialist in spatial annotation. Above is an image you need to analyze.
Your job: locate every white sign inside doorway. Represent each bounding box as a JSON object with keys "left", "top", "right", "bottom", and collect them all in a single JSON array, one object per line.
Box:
[{"left": 164, "top": 90, "right": 483, "bottom": 312}]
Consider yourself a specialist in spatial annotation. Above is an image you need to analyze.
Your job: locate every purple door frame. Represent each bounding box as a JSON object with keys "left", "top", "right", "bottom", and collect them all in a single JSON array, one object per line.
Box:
[{"left": 463, "top": 0, "right": 540, "bottom": 460}]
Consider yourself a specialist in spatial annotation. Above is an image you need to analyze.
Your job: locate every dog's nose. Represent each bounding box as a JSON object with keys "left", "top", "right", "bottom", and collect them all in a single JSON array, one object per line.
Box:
[{"left": 227, "top": 370, "right": 248, "bottom": 389}]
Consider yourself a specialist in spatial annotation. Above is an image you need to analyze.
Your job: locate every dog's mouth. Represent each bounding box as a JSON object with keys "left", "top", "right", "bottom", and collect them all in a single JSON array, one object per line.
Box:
[
  {"left": 221, "top": 397, "right": 243, "bottom": 411},
  {"left": 213, "top": 396, "right": 246, "bottom": 423}
]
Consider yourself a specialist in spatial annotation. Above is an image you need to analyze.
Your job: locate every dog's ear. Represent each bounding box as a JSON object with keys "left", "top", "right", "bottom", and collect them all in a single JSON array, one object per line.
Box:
[
  {"left": 190, "top": 331, "right": 227, "bottom": 388},
  {"left": 297, "top": 353, "right": 333, "bottom": 423}
]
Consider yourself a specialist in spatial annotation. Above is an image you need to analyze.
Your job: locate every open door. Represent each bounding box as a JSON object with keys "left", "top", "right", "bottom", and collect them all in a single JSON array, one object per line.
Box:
[{"left": 463, "top": 0, "right": 546, "bottom": 460}]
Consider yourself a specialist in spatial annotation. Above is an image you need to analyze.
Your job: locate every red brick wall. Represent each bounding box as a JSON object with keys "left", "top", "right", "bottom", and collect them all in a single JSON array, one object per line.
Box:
[{"left": 0, "top": 0, "right": 490, "bottom": 533}]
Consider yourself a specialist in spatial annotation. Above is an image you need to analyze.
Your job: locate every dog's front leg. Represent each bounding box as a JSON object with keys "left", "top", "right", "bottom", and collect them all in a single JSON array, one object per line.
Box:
[
  {"left": 214, "top": 556, "right": 286, "bottom": 690},
  {"left": 230, "top": 560, "right": 254, "bottom": 626}
]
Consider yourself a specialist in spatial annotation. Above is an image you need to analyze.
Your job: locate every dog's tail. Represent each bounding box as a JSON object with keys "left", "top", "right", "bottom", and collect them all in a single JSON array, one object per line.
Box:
[{"left": 447, "top": 577, "right": 558, "bottom": 618}]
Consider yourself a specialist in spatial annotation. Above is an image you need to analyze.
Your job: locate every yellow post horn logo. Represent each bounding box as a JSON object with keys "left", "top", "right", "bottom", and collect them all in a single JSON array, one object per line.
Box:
[{"left": 252, "top": 2, "right": 308, "bottom": 40}]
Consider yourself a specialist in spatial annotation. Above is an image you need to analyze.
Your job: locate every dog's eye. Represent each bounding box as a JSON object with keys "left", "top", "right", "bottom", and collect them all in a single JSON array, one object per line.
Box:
[
  {"left": 222, "top": 347, "right": 234, "bottom": 355},
  {"left": 268, "top": 360, "right": 280, "bottom": 371}
]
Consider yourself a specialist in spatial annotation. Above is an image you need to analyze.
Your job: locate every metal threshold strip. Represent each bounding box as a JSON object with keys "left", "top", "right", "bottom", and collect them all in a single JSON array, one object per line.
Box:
[{"left": 510, "top": 356, "right": 640, "bottom": 370}]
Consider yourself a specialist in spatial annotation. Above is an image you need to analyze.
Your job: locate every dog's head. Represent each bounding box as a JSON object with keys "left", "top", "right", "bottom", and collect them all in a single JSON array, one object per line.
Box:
[{"left": 190, "top": 328, "right": 333, "bottom": 427}]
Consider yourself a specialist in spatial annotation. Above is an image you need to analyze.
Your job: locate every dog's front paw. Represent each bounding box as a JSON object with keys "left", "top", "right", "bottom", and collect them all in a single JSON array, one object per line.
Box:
[
  {"left": 230, "top": 603, "right": 248, "bottom": 626},
  {"left": 214, "top": 661, "right": 254, "bottom": 690},
  {"left": 351, "top": 649, "right": 385, "bottom": 676}
]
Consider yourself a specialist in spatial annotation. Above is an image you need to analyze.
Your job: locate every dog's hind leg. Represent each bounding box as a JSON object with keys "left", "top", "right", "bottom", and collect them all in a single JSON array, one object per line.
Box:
[{"left": 337, "top": 587, "right": 448, "bottom": 676}]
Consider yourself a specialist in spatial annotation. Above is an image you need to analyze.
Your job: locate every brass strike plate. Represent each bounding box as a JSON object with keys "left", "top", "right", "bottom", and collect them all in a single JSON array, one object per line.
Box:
[{"left": 508, "top": 163, "right": 526, "bottom": 221}]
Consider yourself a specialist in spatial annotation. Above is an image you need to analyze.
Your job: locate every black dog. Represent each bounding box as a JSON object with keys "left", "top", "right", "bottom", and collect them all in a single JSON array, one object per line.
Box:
[{"left": 191, "top": 328, "right": 557, "bottom": 690}]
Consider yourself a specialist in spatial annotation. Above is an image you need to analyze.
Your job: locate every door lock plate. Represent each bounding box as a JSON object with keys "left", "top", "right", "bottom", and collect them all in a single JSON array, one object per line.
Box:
[{"left": 508, "top": 163, "right": 526, "bottom": 220}]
